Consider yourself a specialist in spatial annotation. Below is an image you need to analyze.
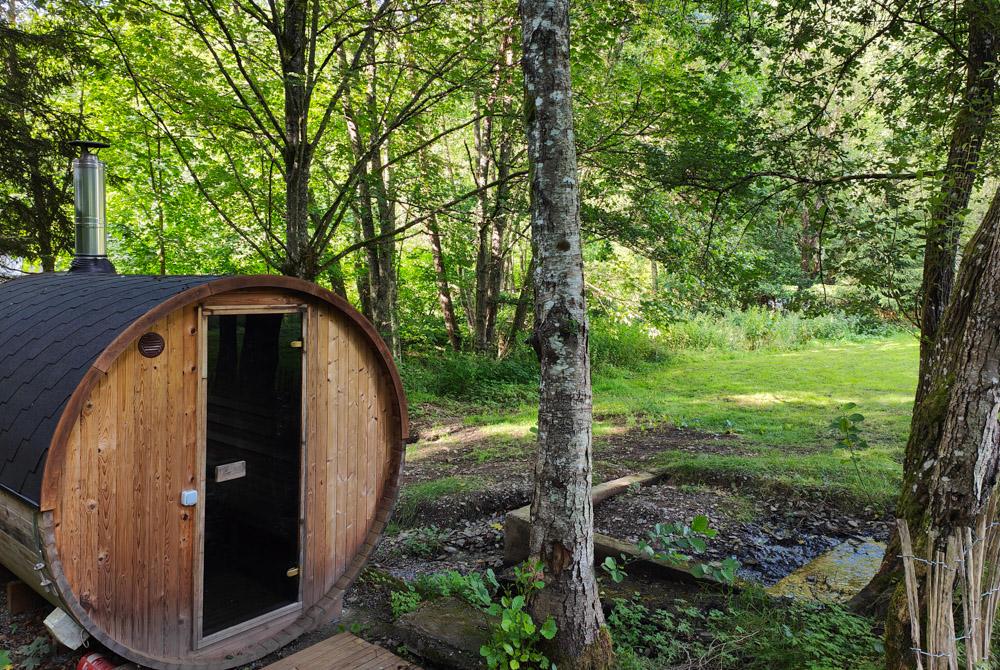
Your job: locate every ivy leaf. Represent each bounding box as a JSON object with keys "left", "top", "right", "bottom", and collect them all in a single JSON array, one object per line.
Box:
[{"left": 690, "top": 514, "right": 711, "bottom": 533}]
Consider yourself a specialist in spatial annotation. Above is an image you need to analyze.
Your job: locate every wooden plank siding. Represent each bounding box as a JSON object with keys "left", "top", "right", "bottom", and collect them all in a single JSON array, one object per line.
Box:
[{"left": 44, "top": 291, "right": 401, "bottom": 668}]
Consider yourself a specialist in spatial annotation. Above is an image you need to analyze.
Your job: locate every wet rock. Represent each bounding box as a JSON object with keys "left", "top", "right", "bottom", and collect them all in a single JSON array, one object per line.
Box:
[
  {"left": 394, "top": 597, "right": 493, "bottom": 669},
  {"left": 768, "top": 539, "right": 886, "bottom": 603}
]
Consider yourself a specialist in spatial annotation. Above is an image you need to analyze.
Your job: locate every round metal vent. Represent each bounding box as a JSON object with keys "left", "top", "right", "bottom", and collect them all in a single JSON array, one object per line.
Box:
[{"left": 138, "top": 332, "right": 165, "bottom": 358}]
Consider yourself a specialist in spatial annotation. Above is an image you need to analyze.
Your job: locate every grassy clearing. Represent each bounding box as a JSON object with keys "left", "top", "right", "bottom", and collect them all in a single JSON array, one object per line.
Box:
[
  {"left": 606, "top": 334, "right": 917, "bottom": 509},
  {"left": 407, "top": 333, "right": 918, "bottom": 511}
]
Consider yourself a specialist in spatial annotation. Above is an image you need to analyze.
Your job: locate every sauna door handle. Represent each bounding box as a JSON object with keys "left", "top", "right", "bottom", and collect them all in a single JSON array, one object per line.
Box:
[{"left": 215, "top": 460, "right": 247, "bottom": 482}]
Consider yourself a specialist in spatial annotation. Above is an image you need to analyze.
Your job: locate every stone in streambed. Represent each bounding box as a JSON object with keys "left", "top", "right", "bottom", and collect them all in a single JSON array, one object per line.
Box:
[
  {"left": 767, "top": 538, "right": 885, "bottom": 603},
  {"left": 394, "top": 597, "right": 495, "bottom": 669}
]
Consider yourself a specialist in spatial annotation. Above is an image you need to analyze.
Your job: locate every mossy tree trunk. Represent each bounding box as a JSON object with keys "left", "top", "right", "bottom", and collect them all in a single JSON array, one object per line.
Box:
[
  {"left": 883, "top": 185, "right": 1000, "bottom": 668},
  {"left": 519, "top": 0, "right": 613, "bottom": 668},
  {"left": 852, "top": 0, "right": 1000, "bottom": 619}
]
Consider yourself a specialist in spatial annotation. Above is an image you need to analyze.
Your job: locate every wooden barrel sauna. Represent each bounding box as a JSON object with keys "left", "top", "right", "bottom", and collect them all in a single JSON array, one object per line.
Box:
[{"left": 0, "top": 273, "right": 408, "bottom": 669}]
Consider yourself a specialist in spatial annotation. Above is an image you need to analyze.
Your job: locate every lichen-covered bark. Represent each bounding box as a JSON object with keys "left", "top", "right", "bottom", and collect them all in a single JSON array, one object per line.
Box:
[
  {"left": 519, "top": 1, "right": 613, "bottom": 668},
  {"left": 883, "top": 186, "right": 1000, "bottom": 669}
]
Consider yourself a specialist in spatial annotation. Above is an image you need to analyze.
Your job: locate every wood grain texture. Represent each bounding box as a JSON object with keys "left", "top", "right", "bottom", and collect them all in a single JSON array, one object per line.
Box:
[
  {"left": 34, "top": 286, "right": 405, "bottom": 670},
  {"left": 0, "top": 488, "right": 59, "bottom": 607},
  {"left": 50, "top": 308, "right": 196, "bottom": 656},
  {"left": 260, "top": 632, "right": 420, "bottom": 670}
]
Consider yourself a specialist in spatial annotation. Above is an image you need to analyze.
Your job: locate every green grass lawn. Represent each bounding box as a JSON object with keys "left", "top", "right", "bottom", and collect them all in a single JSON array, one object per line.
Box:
[{"left": 416, "top": 333, "right": 919, "bottom": 511}]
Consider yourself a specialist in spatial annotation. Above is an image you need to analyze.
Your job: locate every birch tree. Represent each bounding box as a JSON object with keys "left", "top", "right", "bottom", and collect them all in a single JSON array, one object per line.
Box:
[{"left": 519, "top": 0, "right": 613, "bottom": 667}]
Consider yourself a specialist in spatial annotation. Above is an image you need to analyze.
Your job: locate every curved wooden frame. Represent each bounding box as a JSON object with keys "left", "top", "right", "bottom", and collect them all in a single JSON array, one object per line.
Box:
[{"left": 36, "top": 275, "right": 408, "bottom": 670}]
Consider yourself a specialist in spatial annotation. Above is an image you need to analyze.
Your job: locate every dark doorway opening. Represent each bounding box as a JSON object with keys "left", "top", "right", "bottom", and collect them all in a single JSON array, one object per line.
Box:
[{"left": 202, "top": 311, "right": 303, "bottom": 638}]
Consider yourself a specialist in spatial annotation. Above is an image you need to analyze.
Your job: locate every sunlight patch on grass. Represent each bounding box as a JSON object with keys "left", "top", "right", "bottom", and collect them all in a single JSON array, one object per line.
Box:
[
  {"left": 724, "top": 392, "right": 795, "bottom": 407},
  {"left": 591, "top": 333, "right": 918, "bottom": 452}
]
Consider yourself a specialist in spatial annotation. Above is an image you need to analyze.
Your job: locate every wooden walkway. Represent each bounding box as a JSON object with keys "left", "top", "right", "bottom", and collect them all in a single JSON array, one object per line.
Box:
[{"left": 261, "top": 632, "right": 421, "bottom": 670}]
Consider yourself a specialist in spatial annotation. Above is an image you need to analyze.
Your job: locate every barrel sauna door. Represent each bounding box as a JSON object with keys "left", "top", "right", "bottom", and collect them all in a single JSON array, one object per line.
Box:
[{"left": 198, "top": 308, "right": 306, "bottom": 644}]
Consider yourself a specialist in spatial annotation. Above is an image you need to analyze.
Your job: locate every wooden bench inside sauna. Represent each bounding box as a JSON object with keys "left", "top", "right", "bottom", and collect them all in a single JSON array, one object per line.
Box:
[{"left": 0, "top": 144, "right": 408, "bottom": 669}]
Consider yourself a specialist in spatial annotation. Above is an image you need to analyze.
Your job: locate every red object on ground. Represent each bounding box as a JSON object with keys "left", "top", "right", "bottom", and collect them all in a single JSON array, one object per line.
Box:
[{"left": 76, "top": 653, "right": 119, "bottom": 670}]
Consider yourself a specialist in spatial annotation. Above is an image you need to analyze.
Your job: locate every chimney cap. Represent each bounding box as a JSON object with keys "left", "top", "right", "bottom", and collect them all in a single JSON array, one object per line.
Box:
[{"left": 69, "top": 140, "right": 110, "bottom": 154}]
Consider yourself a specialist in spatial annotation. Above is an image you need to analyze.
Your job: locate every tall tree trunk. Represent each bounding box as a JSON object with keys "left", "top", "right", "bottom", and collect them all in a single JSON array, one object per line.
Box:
[
  {"left": 883, "top": 185, "right": 1000, "bottom": 669},
  {"left": 473, "top": 85, "right": 495, "bottom": 353},
  {"left": 852, "top": 1, "right": 999, "bottom": 618},
  {"left": 915, "top": 0, "right": 999, "bottom": 402},
  {"left": 473, "top": 22, "right": 516, "bottom": 355},
  {"left": 799, "top": 196, "right": 820, "bottom": 279},
  {"left": 484, "top": 121, "right": 514, "bottom": 352},
  {"left": 368, "top": 139, "right": 400, "bottom": 357},
  {"left": 280, "top": 0, "right": 314, "bottom": 279},
  {"left": 339, "top": 43, "right": 400, "bottom": 356},
  {"left": 520, "top": 1, "right": 612, "bottom": 667},
  {"left": 327, "top": 257, "right": 347, "bottom": 298},
  {"left": 29, "top": 167, "right": 54, "bottom": 272},
  {"left": 144, "top": 131, "right": 167, "bottom": 275},
  {"left": 500, "top": 253, "right": 534, "bottom": 357},
  {"left": 355, "top": 253, "right": 373, "bottom": 319},
  {"left": 427, "top": 214, "right": 462, "bottom": 351}
]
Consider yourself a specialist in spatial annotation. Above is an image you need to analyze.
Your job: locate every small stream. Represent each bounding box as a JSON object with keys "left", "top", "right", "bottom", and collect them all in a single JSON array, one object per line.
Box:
[{"left": 767, "top": 538, "right": 886, "bottom": 602}]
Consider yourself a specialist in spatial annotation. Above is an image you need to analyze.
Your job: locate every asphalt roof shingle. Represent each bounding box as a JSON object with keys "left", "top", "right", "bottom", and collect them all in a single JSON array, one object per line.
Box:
[{"left": 0, "top": 273, "right": 218, "bottom": 506}]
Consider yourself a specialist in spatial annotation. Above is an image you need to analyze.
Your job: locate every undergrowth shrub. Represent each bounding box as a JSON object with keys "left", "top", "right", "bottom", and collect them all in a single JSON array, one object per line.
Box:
[
  {"left": 386, "top": 563, "right": 557, "bottom": 669},
  {"left": 589, "top": 319, "right": 671, "bottom": 370},
  {"left": 661, "top": 307, "right": 903, "bottom": 352},
  {"left": 401, "top": 349, "right": 538, "bottom": 406}
]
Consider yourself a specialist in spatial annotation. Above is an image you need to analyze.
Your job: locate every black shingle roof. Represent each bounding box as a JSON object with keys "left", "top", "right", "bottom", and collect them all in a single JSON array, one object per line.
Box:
[{"left": 0, "top": 273, "right": 219, "bottom": 506}]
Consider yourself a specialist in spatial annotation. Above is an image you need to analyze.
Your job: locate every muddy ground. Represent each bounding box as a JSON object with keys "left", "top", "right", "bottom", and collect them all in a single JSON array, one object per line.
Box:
[{"left": 0, "top": 418, "right": 889, "bottom": 669}]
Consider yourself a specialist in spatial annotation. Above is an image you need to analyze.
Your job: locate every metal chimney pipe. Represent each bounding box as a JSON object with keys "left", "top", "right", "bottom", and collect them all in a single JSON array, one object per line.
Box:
[{"left": 68, "top": 140, "right": 116, "bottom": 274}]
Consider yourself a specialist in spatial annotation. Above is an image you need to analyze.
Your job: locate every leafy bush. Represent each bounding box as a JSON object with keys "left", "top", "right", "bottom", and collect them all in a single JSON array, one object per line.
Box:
[
  {"left": 400, "top": 308, "right": 903, "bottom": 410},
  {"left": 399, "top": 525, "right": 448, "bottom": 557},
  {"left": 608, "top": 599, "right": 704, "bottom": 668},
  {"left": 389, "top": 564, "right": 557, "bottom": 669},
  {"left": 601, "top": 514, "right": 740, "bottom": 586},
  {"left": 390, "top": 586, "right": 422, "bottom": 618},
  {"left": 726, "top": 594, "right": 883, "bottom": 670},
  {"left": 13, "top": 637, "right": 52, "bottom": 670},
  {"left": 661, "top": 307, "right": 904, "bottom": 352},
  {"left": 589, "top": 319, "right": 671, "bottom": 371},
  {"left": 414, "top": 569, "right": 492, "bottom": 608},
  {"left": 401, "top": 349, "right": 539, "bottom": 406},
  {"left": 480, "top": 562, "right": 557, "bottom": 670}
]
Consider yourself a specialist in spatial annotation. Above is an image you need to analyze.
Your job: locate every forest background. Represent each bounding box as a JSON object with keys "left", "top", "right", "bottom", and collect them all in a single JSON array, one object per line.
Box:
[{"left": 5, "top": 0, "right": 984, "bottom": 371}]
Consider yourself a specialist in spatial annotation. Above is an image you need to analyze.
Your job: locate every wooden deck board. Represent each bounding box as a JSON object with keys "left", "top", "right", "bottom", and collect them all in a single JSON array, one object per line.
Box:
[{"left": 261, "top": 633, "right": 420, "bottom": 670}]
